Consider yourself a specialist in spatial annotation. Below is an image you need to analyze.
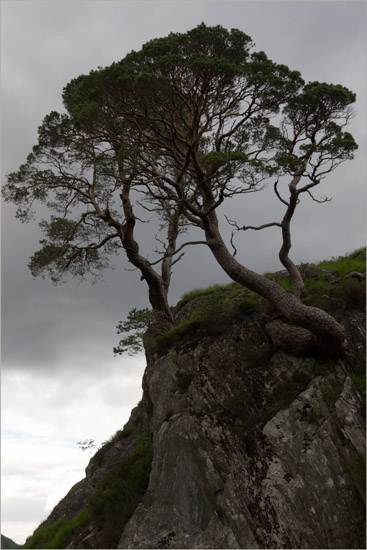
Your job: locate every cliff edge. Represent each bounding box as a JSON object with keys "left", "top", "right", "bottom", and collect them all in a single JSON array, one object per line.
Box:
[{"left": 23, "top": 251, "right": 366, "bottom": 549}]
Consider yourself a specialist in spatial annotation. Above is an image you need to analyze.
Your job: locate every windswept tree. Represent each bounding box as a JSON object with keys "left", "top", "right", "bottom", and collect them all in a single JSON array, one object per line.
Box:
[
  {"left": 4, "top": 24, "right": 358, "bottom": 353},
  {"left": 3, "top": 108, "right": 190, "bottom": 322}
]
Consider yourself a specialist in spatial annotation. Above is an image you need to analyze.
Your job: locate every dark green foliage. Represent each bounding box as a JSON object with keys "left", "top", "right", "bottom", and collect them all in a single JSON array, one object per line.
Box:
[
  {"left": 28, "top": 241, "right": 109, "bottom": 285},
  {"left": 114, "top": 308, "right": 166, "bottom": 356},
  {"left": 88, "top": 434, "right": 154, "bottom": 548},
  {"left": 3, "top": 22, "right": 358, "bottom": 343},
  {"left": 23, "top": 508, "right": 91, "bottom": 549},
  {"left": 275, "top": 82, "right": 358, "bottom": 174}
]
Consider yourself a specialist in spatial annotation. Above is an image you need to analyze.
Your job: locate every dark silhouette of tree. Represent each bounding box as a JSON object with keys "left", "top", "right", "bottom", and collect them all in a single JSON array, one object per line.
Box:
[
  {"left": 3, "top": 109, "right": 189, "bottom": 322},
  {"left": 3, "top": 24, "right": 358, "bottom": 352}
]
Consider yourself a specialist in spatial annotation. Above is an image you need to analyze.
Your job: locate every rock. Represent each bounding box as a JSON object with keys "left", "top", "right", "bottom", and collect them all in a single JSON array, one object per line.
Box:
[
  {"left": 116, "top": 334, "right": 365, "bottom": 549},
  {"left": 23, "top": 283, "right": 366, "bottom": 549}
]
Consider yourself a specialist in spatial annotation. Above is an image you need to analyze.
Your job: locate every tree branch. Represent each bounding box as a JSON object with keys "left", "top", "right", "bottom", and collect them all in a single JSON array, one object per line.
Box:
[
  {"left": 274, "top": 179, "right": 289, "bottom": 206},
  {"left": 225, "top": 214, "right": 282, "bottom": 232},
  {"left": 306, "top": 190, "right": 332, "bottom": 204}
]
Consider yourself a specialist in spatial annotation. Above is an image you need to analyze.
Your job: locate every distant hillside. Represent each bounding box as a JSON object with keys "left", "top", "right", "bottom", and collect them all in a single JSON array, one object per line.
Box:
[{"left": 1, "top": 534, "right": 21, "bottom": 549}]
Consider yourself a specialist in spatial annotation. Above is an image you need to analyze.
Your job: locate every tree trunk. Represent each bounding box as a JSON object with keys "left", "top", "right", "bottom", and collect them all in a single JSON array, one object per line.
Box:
[
  {"left": 204, "top": 212, "right": 345, "bottom": 355},
  {"left": 145, "top": 274, "right": 174, "bottom": 324},
  {"left": 118, "top": 179, "right": 174, "bottom": 324},
  {"left": 121, "top": 235, "right": 174, "bottom": 324},
  {"left": 278, "top": 179, "right": 305, "bottom": 298}
]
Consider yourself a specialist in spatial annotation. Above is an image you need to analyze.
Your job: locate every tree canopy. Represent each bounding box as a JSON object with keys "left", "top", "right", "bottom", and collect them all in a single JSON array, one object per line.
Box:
[{"left": 3, "top": 23, "right": 358, "bottom": 351}]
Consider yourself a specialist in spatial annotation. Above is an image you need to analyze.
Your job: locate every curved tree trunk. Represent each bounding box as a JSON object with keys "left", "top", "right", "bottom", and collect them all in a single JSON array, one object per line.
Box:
[
  {"left": 115, "top": 175, "right": 174, "bottom": 323},
  {"left": 278, "top": 178, "right": 305, "bottom": 298},
  {"left": 120, "top": 220, "right": 174, "bottom": 324},
  {"left": 204, "top": 211, "right": 345, "bottom": 355}
]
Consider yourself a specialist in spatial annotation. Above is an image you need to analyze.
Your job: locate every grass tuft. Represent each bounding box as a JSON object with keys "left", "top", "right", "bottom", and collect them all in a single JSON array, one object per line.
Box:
[{"left": 23, "top": 508, "right": 91, "bottom": 549}]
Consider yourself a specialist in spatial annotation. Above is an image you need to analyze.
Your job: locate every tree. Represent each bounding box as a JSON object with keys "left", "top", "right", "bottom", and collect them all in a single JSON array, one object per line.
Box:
[
  {"left": 63, "top": 24, "right": 357, "bottom": 353},
  {"left": 4, "top": 24, "right": 358, "bottom": 353},
  {"left": 113, "top": 307, "right": 160, "bottom": 356},
  {"left": 3, "top": 108, "right": 190, "bottom": 323}
]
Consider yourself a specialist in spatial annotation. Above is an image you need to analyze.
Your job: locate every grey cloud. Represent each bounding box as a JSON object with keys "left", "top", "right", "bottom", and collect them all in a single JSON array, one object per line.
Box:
[
  {"left": 3, "top": 0, "right": 366, "bottom": 374},
  {"left": 2, "top": 497, "right": 46, "bottom": 523},
  {"left": 2, "top": 2, "right": 365, "bottom": 544}
]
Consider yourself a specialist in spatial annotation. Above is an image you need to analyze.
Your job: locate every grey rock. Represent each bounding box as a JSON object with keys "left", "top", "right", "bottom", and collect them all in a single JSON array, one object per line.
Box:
[{"left": 26, "top": 284, "right": 365, "bottom": 549}]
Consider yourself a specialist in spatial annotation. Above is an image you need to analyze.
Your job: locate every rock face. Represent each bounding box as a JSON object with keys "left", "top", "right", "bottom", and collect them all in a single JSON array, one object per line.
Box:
[
  {"left": 117, "top": 311, "right": 365, "bottom": 549},
  {"left": 23, "top": 275, "right": 366, "bottom": 549}
]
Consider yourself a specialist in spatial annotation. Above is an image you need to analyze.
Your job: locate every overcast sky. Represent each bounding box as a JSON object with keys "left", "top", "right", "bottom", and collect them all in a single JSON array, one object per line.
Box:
[{"left": 1, "top": 0, "right": 366, "bottom": 544}]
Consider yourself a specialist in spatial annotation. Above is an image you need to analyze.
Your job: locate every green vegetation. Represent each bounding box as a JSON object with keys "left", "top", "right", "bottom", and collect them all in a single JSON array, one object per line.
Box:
[
  {"left": 23, "top": 508, "right": 91, "bottom": 549},
  {"left": 114, "top": 308, "right": 165, "bottom": 356},
  {"left": 115, "top": 248, "right": 365, "bottom": 357},
  {"left": 179, "top": 283, "right": 238, "bottom": 303},
  {"left": 88, "top": 433, "right": 153, "bottom": 548},
  {"left": 264, "top": 273, "right": 293, "bottom": 292},
  {"left": 308, "top": 248, "right": 365, "bottom": 276},
  {"left": 266, "top": 249, "right": 366, "bottom": 320},
  {"left": 303, "top": 277, "right": 365, "bottom": 320},
  {"left": 101, "top": 423, "right": 135, "bottom": 446},
  {"left": 302, "top": 249, "right": 365, "bottom": 314},
  {"left": 23, "top": 432, "right": 153, "bottom": 549},
  {"left": 156, "top": 284, "right": 260, "bottom": 353},
  {"left": 210, "top": 386, "right": 252, "bottom": 421},
  {"left": 66, "top": 478, "right": 87, "bottom": 497},
  {"left": 239, "top": 336, "right": 272, "bottom": 368},
  {"left": 90, "top": 422, "right": 137, "bottom": 470},
  {"left": 179, "top": 282, "right": 260, "bottom": 309},
  {"left": 150, "top": 248, "right": 365, "bottom": 354}
]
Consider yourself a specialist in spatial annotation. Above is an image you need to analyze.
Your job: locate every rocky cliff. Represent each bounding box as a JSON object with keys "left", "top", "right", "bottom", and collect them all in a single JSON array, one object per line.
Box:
[{"left": 23, "top": 252, "right": 366, "bottom": 549}]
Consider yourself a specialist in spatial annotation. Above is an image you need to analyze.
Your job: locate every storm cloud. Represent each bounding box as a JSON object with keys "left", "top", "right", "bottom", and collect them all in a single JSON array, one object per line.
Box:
[{"left": 1, "top": 1, "right": 366, "bottom": 544}]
